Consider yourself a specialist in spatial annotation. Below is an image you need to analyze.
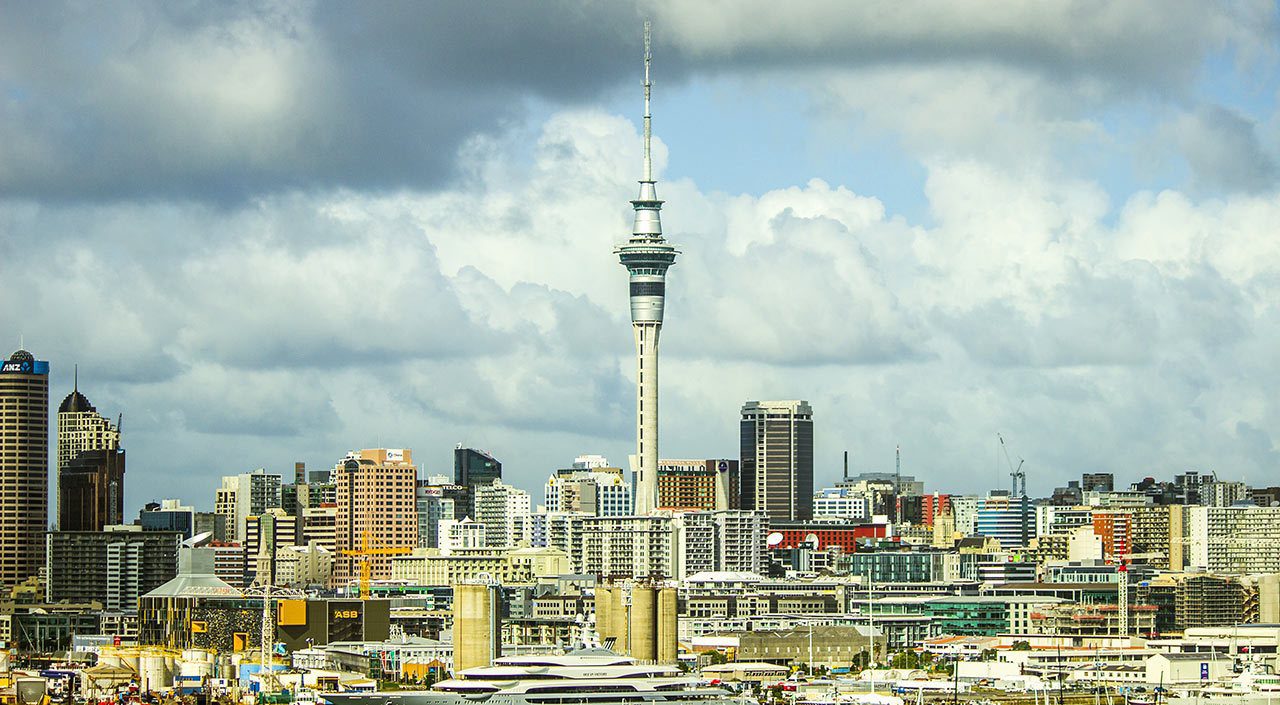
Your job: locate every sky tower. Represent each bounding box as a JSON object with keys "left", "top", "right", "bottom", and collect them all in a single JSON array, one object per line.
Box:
[{"left": 617, "top": 22, "right": 679, "bottom": 515}]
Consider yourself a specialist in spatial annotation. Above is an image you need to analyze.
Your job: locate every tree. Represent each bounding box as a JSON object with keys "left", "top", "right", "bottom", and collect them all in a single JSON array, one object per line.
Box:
[
  {"left": 1012, "top": 641, "right": 1032, "bottom": 651},
  {"left": 980, "top": 648, "right": 999, "bottom": 661},
  {"left": 851, "top": 650, "right": 871, "bottom": 672},
  {"left": 891, "top": 650, "right": 923, "bottom": 669},
  {"left": 707, "top": 651, "right": 729, "bottom": 666}
]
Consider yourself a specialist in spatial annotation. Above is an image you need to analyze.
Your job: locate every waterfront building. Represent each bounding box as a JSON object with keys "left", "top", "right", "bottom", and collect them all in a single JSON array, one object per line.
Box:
[
  {"left": 575, "top": 514, "right": 676, "bottom": 578},
  {"left": 391, "top": 546, "right": 568, "bottom": 586}
]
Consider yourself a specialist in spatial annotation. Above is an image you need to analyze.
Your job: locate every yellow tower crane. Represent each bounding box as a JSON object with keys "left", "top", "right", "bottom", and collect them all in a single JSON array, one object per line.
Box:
[{"left": 340, "top": 530, "right": 412, "bottom": 599}]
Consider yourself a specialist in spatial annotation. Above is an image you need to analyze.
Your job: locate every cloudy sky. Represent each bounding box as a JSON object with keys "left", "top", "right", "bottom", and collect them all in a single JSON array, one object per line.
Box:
[{"left": 3, "top": 1, "right": 1279, "bottom": 512}]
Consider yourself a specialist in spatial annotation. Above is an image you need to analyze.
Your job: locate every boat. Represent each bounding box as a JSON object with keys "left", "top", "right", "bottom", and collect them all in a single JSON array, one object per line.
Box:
[
  {"left": 1165, "top": 664, "right": 1280, "bottom": 705},
  {"left": 320, "top": 648, "right": 738, "bottom": 705}
]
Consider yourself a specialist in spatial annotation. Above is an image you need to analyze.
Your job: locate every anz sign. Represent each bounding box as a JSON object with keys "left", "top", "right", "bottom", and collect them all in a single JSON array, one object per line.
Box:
[{"left": 1, "top": 359, "right": 48, "bottom": 375}]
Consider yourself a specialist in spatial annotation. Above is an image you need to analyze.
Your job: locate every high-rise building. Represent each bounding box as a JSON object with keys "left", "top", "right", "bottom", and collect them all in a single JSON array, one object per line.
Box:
[
  {"left": 676, "top": 510, "right": 768, "bottom": 576},
  {"left": 454, "top": 445, "right": 502, "bottom": 519},
  {"left": 575, "top": 515, "right": 676, "bottom": 579},
  {"left": 333, "top": 449, "right": 417, "bottom": 588},
  {"left": 1091, "top": 510, "right": 1133, "bottom": 559},
  {"left": 302, "top": 504, "right": 337, "bottom": 553},
  {"left": 1081, "top": 473, "right": 1114, "bottom": 493},
  {"left": 656, "top": 459, "right": 738, "bottom": 511},
  {"left": 615, "top": 28, "right": 678, "bottom": 516},
  {"left": 739, "top": 400, "right": 814, "bottom": 521},
  {"left": 46, "top": 525, "right": 180, "bottom": 611},
  {"left": 416, "top": 480, "right": 458, "bottom": 548},
  {"left": 1205, "top": 481, "right": 1248, "bottom": 507},
  {"left": 245, "top": 508, "right": 299, "bottom": 586},
  {"left": 897, "top": 493, "right": 952, "bottom": 527},
  {"left": 139, "top": 499, "right": 196, "bottom": 539},
  {"left": 215, "top": 469, "right": 283, "bottom": 541},
  {"left": 1187, "top": 506, "right": 1280, "bottom": 573},
  {"left": 813, "top": 487, "right": 870, "bottom": 520},
  {"left": 1174, "top": 471, "right": 1215, "bottom": 505},
  {"left": 975, "top": 493, "right": 1035, "bottom": 548},
  {"left": 475, "top": 479, "right": 532, "bottom": 547},
  {"left": 213, "top": 478, "right": 238, "bottom": 541},
  {"left": 0, "top": 349, "right": 50, "bottom": 588},
  {"left": 545, "top": 465, "right": 632, "bottom": 516},
  {"left": 56, "top": 379, "right": 124, "bottom": 532},
  {"left": 950, "top": 495, "right": 980, "bottom": 535}
]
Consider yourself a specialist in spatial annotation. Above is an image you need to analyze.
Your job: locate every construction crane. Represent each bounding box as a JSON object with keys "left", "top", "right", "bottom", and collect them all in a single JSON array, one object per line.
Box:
[
  {"left": 243, "top": 583, "right": 305, "bottom": 693},
  {"left": 340, "top": 531, "right": 413, "bottom": 600},
  {"left": 894, "top": 445, "right": 902, "bottom": 522},
  {"left": 1112, "top": 551, "right": 1164, "bottom": 637},
  {"left": 998, "top": 434, "right": 1029, "bottom": 548}
]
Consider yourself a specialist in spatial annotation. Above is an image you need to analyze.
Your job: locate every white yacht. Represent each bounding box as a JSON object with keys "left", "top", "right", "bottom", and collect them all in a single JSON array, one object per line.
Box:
[
  {"left": 320, "top": 649, "right": 738, "bottom": 705},
  {"left": 1166, "top": 665, "right": 1280, "bottom": 705}
]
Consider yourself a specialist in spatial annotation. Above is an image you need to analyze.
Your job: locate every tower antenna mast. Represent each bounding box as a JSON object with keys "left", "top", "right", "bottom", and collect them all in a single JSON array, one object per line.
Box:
[{"left": 643, "top": 20, "right": 653, "bottom": 183}]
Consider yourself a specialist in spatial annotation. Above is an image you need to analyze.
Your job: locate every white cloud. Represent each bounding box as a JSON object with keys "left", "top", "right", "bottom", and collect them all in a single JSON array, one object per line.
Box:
[{"left": 5, "top": 106, "right": 1280, "bottom": 508}]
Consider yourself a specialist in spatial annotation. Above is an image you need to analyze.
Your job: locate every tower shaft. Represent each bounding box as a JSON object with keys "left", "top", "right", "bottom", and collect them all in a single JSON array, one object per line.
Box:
[{"left": 633, "top": 322, "right": 661, "bottom": 514}]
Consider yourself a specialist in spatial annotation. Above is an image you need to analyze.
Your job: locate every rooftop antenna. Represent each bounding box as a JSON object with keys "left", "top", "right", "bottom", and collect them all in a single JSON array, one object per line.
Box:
[
  {"left": 74, "top": 364, "right": 78, "bottom": 392},
  {"left": 642, "top": 20, "right": 653, "bottom": 184},
  {"left": 894, "top": 445, "right": 901, "bottom": 493}
]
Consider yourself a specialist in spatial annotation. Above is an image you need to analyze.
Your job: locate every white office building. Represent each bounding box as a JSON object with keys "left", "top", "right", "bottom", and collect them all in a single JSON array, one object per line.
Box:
[
  {"left": 676, "top": 510, "right": 768, "bottom": 577},
  {"left": 813, "top": 487, "right": 870, "bottom": 520},
  {"left": 1187, "top": 506, "right": 1280, "bottom": 573},
  {"left": 475, "top": 480, "right": 531, "bottom": 548},
  {"left": 544, "top": 466, "right": 632, "bottom": 516}
]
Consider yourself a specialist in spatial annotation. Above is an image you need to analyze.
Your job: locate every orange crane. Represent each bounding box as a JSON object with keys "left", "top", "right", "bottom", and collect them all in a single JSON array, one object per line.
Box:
[{"left": 340, "top": 530, "right": 412, "bottom": 599}]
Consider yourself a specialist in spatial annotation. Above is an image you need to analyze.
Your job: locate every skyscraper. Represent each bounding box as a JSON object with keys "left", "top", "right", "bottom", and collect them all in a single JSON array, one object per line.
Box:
[
  {"left": 56, "top": 376, "right": 125, "bottom": 532},
  {"left": 454, "top": 444, "right": 502, "bottom": 519},
  {"left": 739, "top": 400, "right": 814, "bottom": 521},
  {"left": 216, "top": 469, "right": 282, "bottom": 541},
  {"left": 333, "top": 448, "right": 418, "bottom": 589},
  {"left": 0, "top": 349, "right": 50, "bottom": 587},
  {"left": 616, "top": 23, "right": 678, "bottom": 515}
]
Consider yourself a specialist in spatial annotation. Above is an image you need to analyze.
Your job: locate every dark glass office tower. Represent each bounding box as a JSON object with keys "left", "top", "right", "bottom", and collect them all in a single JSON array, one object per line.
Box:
[
  {"left": 740, "top": 400, "right": 814, "bottom": 521},
  {"left": 453, "top": 445, "right": 502, "bottom": 520}
]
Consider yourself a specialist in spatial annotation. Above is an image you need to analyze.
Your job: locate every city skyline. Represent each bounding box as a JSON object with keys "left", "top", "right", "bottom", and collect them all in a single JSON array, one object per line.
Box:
[{"left": 2, "top": 4, "right": 1280, "bottom": 510}]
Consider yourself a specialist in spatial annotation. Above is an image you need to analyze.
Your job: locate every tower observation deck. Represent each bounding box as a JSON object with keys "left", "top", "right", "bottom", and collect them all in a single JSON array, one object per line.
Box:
[{"left": 616, "top": 22, "right": 679, "bottom": 515}]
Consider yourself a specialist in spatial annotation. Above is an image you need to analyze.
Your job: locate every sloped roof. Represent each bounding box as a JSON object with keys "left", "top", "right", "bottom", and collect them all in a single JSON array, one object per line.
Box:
[{"left": 144, "top": 573, "right": 241, "bottom": 598}]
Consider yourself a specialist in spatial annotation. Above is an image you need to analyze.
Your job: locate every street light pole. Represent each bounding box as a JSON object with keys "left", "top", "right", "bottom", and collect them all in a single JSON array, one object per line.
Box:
[
  {"left": 809, "top": 620, "right": 814, "bottom": 677},
  {"left": 953, "top": 654, "right": 960, "bottom": 705}
]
